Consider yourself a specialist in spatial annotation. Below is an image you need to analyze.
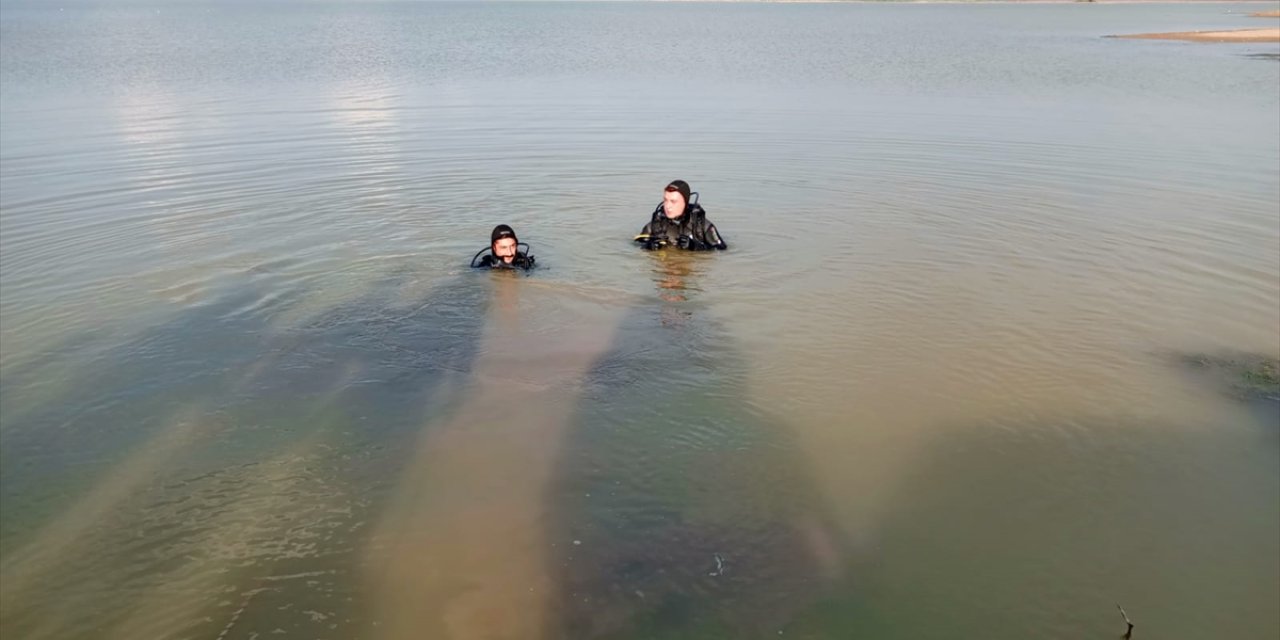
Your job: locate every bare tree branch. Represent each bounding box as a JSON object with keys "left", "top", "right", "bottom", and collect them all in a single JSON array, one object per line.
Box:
[{"left": 1116, "top": 603, "right": 1134, "bottom": 640}]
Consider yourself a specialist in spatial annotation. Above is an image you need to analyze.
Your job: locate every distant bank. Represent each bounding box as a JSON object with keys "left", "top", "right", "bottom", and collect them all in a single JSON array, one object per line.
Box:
[
  {"left": 1110, "top": 6, "right": 1280, "bottom": 42},
  {"left": 1110, "top": 28, "right": 1279, "bottom": 41}
]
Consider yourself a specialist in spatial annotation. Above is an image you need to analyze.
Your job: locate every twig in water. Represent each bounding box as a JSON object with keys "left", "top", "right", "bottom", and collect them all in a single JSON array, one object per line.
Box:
[
  {"left": 217, "top": 585, "right": 267, "bottom": 640},
  {"left": 708, "top": 553, "right": 725, "bottom": 577},
  {"left": 1116, "top": 603, "right": 1134, "bottom": 640}
]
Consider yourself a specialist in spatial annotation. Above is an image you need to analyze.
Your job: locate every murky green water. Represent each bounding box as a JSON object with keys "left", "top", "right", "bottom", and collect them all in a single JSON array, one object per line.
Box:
[{"left": 2, "top": 1, "right": 1277, "bottom": 638}]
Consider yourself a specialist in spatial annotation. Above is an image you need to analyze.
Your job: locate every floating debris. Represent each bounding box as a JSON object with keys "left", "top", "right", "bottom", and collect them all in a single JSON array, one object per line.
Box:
[
  {"left": 709, "top": 553, "right": 726, "bottom": 577},
  {"left": 1116, "top": 603, "right": 1135, "bottom": 639}
]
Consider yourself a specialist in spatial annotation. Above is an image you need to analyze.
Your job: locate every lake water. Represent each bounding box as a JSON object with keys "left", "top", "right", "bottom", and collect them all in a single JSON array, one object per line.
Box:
[{"left": 1, "top": 1, "right": 1278, "bottom": 638}]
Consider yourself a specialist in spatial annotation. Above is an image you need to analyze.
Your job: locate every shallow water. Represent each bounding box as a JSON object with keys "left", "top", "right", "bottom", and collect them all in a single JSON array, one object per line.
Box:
[{"left": 1, "top": 1, "right": 1278, "bottom": 638}]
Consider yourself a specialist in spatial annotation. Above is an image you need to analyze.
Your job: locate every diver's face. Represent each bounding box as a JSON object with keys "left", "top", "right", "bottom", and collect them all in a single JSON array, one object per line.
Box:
[
  {"left": 493, "top": 237, "right": 518, "bottom": 263},
  {"left": 662, "top": 190, "right": 686, "bottom": 220}
]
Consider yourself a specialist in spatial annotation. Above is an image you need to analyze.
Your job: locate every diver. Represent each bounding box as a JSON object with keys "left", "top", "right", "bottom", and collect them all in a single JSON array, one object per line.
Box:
[
  {"left": 634, "top": 180, "right": 727, "bottom": 251},
  {"left": 471, "top": 224, "right": 536, "bottom": 271}
]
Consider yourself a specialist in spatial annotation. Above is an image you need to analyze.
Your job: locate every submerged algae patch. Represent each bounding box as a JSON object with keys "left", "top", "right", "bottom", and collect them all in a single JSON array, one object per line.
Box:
[{"left": 1178, "top": 353, "right": 1280, "bottom": 402}]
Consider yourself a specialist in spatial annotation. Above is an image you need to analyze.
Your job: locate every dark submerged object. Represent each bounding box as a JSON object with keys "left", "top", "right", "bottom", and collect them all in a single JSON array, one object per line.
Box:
[
  {"left": 1178, "top": 352, "right": 1280, "bottom": 402},
  {"left": 543, "top": 302, "right": 844, "bottom": 637}
]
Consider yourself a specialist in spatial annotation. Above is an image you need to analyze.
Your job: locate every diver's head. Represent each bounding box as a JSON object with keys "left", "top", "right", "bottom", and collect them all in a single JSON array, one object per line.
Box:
[
  {"left": 663, "top": 180, "right": 691, "bottom": 220},
  {"left": 491, "top": 224, "right": 519, "bottom": 264}
]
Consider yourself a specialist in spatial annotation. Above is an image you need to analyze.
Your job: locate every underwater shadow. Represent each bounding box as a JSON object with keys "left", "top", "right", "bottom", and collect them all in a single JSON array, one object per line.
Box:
[
  {"left": 0, "top": 266, "right": 495, "bottom": 640},
  {"left": 819, "top": 415, "right": 1280, "bottom": 640},
  {"left": 539, "top": 253, "right": 850, "bottom": 639}
]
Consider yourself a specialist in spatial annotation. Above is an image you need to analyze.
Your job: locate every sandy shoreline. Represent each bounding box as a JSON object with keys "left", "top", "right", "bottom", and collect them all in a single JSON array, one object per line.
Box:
[{"left": 1112, "top": 27, "right": 1280, "bottom": 41}]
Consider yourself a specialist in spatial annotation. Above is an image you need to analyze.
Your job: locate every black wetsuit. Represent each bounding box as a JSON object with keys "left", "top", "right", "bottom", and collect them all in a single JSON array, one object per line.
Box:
[
  {"left": 476, "top": 252, "right": 535, "bottom": 270},
  {"left": 638, "top": 203, "right": 727, "bottom": 251}
]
